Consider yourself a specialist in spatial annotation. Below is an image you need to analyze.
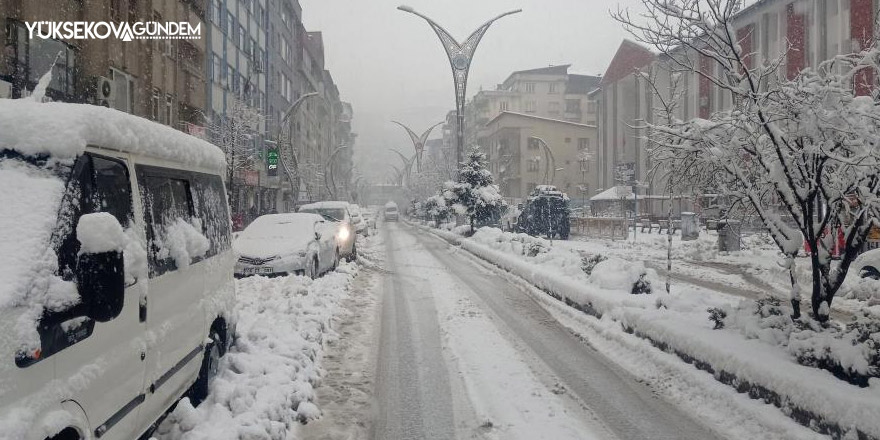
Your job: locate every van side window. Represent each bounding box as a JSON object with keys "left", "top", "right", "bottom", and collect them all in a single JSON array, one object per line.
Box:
[
  {"left": 140, "top": 174, "right": 195, "bottom": 278},
  {"left": 192, "top": 174, "right": 231, "bottom": 257},
  {"left": 55, "top": 154, "right": 133, "bottom": 280}
]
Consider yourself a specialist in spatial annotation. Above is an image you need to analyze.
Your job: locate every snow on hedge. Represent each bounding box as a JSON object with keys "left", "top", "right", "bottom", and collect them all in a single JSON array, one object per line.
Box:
[
  {"left": 417, "top": 223, "right": 880, "bottom": 438},
  {"left": 153, "top": 263, "right": 358, "bottom": 440}
]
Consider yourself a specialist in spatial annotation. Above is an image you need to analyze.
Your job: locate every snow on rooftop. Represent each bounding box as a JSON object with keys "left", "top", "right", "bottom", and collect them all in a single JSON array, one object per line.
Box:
[{"left": 0, "top": 100, "right": 226, "bottom": 173}]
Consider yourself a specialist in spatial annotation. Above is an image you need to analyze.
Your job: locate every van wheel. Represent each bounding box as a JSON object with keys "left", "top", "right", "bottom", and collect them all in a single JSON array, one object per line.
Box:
[
  {"left": 191, "top": 333, "right": 221, "bottom": 406},
  {"left": 347, "top": 242, "right": 358, "bottom": 262},
  {"left": 46, "top": 427, "right": 81, "bottom": 440}
]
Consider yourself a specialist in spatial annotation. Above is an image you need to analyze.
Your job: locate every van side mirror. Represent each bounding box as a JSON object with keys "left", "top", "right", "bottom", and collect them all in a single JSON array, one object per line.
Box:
[
  {"left": 76, "top": 213, "right": 127, "bottom": 322},
  {"left": 76, "top": 250, "right": 125, "bottom": 322}
]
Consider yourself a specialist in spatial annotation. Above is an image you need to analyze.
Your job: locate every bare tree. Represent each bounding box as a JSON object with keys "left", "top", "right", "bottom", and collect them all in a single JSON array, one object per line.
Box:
[{"left": 614, "top": 0, "right": 880, "bottom": 321}]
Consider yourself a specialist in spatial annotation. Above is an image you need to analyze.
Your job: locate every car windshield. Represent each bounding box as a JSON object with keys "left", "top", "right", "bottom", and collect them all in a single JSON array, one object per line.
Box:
[{"left": 301, "top": 208, "right": 346, "bottom": 222}]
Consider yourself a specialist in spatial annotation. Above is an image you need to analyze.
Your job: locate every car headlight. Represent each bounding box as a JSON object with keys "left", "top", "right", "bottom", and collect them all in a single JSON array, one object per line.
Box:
[{"left": 337, "top": 226, "right": 351, "bottom": 241}]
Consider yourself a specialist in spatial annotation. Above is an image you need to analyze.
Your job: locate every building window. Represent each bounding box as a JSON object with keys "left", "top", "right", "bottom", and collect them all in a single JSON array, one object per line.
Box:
[
  {"left": 226, "top": 10, "right": 235, "bottom": 36},
  {"left": 3, "top": 21, "right": 78, "bottom": 99},
  {"left": 499, "top": 101, "right": 508, "bottom": 111},
  {"left": 212, "top": 0, "right": 222, "bottom": 24},
  {"left": 151, "top": 89, "right": 160, "bottom": 121},
  {"left": 212, "top": 53, "right": 222, "bottom": 84},
  {"left": 527, "top": 159, "right": 539, "bottom": 172},
  {"left": 239, "top": 25, "right": 247, "bottom": 49},
  {"left": 527, "top": 138, "right": 539, "bottom": 150},
  {"left": 586, "top": 101, "right": 597, "bottom": 113},
  {"left": 548, "top": 101, "right": 560, "bottom": 115},
  {"left": 524, "top": 82, "right": 535, "bottom": 93},
  {"left": 165, "top": 94, "right": 174, "bottom": 126},
  {"left": 525, "top": 101, "right": 537, "bottom": 112},
  {"left": 578, "top": 138, "right": 590, "bottom": 151},
  {"left": 549, "top": 83, "right": 558, "bottom": 93},
  {"left": 566, "top": 98, "right": 580, "bottom": 113},
  {"left": 110, "top": 0, "right": 122, "bottom": 21}
]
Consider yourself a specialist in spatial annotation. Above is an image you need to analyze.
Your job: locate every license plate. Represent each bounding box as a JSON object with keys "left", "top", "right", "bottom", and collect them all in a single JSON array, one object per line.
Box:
[{"left": 244, "top": 266, "right": 273, "bottom": 275}]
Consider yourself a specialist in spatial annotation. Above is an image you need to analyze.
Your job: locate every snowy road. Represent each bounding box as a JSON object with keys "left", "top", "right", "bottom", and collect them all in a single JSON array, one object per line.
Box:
[{"left": 371, "top": 223, "right": 723, "bottom": 440}]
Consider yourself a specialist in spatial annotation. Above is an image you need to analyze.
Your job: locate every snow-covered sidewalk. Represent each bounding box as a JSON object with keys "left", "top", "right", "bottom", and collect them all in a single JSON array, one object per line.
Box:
[
  {"left": 413, "top": 222, "right": 880, "bottom": 440},
  {"left": 152, "top": 262, "right": 359, "bottom": 440}
]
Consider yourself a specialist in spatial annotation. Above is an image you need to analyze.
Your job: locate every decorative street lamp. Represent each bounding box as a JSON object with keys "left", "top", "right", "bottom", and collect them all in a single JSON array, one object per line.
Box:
[
  {"left": 528, "top": 136, "right": 557, "bottom": 185},
  {"left": 397, "top": 5, "right": 521, "bottom": 166},
  {"left": 391, "top": 120, "right": 443, "bottom": 172},
  {"left": 324, "top": 145, "right": 349, "bottom": 199},
  {"left": 276, "top": 92, "right": 320, "bottom": 209}
]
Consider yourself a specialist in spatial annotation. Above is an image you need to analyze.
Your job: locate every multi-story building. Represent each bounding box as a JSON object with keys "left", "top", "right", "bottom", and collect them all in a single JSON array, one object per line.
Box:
[
  {"left": 457, "top": 65, "right": 600, "bottom": 201},
  {"left": 205, "top": 0, "right": 270, "bottom": 221},
  {"left": 1, "top": 0, "right": 207, "bottom": 132},
  {"left": 482, "top": 112, "right": 597, "bottom": 203},
  {"left": 597, "top": 0, "right": 878, "bottom": 199}
]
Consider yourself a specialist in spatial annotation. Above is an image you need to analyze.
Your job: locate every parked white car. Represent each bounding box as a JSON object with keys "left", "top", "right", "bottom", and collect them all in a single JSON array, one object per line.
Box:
[
  {"left": 0, "top": 101, "right": 236, "bottom": 440},
  {"left": 234, "top": 213, "right": 339, "bottom": 279},
  {"left": 348, "top": 204, "right": 368, "bottom": 236},
  {"left": 298, "top": 201, "right": 358, "bottom": 261}
]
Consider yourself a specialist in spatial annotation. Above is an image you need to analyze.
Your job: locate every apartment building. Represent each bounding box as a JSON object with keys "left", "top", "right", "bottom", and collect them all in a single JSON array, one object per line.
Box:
[
  {"left": 483, "top": 111, "right": 597, "bottom": 202},
  {"left": 1, "top": 0, "right": 207, "bottom": 131},
  {"left": 597, "top": 0, "right": 877, "bottom": 196}
]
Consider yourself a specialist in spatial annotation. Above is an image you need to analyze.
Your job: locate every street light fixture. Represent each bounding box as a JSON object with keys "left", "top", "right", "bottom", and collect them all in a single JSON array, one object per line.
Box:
[
  {"left": 391, "top": 120, "right": 444, "bottom": 172},
  {"left": 397, "top": 5, "right": 521, "bottom": 167},
  {"left": 276, "top": 92, "right": 320, "bottom": 209},
  {"left": 527, "top": 136, "right": 556, "bottom": 185}
]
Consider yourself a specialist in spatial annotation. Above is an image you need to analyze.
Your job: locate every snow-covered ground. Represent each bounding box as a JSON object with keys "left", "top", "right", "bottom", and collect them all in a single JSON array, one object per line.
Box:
[
  {"left": 414, "top": 223, "right": 880, "bottom": 439},
  {"left": 152, "top": 257, "right": 363, "bottom": 439}
]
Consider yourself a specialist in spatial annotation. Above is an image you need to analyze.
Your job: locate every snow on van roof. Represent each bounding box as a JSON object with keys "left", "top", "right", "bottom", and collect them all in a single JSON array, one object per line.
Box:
[{"left": 0, "top": 100, "right": 226, "bottom": 173}]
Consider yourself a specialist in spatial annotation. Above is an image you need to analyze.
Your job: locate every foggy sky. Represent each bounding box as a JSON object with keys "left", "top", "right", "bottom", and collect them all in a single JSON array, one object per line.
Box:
[{"left": 300, "top": 0, "right": 645, "bottom": 183}]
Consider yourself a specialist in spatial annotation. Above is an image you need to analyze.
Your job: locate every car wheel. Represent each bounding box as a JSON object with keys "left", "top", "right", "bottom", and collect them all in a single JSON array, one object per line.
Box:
[
  {"left": 191, "top": 333, "right": 221, "bottom": 406},
  {"left": 860, "top": 265, "right": 880, "bottom": 280},
  {"left": 332, "top": 249, "right": 340, "bottom": 270}
]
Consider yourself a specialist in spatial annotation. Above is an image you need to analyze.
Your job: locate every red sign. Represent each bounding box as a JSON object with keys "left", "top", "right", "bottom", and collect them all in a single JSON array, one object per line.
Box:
[{"left": 244, "top": 170, "right": 259, "bottom": 186}]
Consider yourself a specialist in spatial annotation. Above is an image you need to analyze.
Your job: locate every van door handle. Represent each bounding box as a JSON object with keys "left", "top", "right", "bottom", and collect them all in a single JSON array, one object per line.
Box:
[{"left": 139, "top": 296, "right": 147, "bottom": 323}]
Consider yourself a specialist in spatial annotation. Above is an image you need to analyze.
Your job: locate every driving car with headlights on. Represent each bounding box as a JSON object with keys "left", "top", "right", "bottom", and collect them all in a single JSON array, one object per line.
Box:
[
  {"left": 234, "top": 213, "right": 339, "bottom": 279},
  {"left": 298, "top": 201, "right": 358, "bottom": 261}
]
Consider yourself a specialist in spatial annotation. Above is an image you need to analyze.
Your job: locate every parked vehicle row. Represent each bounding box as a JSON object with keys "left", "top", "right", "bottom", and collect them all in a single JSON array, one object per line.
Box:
[{"left": 0, "top": 101, "right": 367, "bottom": 440}]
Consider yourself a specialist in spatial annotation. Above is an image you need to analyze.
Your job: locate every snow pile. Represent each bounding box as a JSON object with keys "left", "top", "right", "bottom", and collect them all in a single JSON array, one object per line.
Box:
[
  {"left": 153, "top": 262, "right": 358, "bottom": 440},
  {"left": 415, "top": 223, "right": 880, "bottom": 438},
  {"left": 724, "top": 297, "right": 880, "bottom": 385},
  {"left": 76, "top": 212, "right": 126, "bottom": 254},
  {"left": 156, "top": 218, "right": 210, "bottom": 268}
]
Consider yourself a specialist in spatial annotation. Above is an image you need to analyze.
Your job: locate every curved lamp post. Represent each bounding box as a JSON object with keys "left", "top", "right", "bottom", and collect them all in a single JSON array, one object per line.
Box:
[
  {"left": 276, "top": 92, "right": 320, "bottom": 207},
  {"left": 323, "top": 145, "right": 349, "bottom": 199},
  {"left": 397, "top": 6, "right": 521, "bottom": 166},
  {"left": 528, "top": 136, "right": 556, "bottom": 185},
  {"left": 389, "top": 149, "right": 417, "bottom": 187},
  {"left": 391, "top": 120, "right": 443, "bottom": 173}
]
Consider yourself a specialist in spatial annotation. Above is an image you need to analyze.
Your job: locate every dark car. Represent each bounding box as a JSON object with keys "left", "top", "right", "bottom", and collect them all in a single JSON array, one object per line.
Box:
[{"left": 518, "top": 186, "right": 571, "bottom": 239}]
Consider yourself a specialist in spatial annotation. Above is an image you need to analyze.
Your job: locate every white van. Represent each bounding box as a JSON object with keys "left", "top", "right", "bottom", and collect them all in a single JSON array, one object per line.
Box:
[{"left": 0, "top": 100, "right": 236, "bottom": 440}]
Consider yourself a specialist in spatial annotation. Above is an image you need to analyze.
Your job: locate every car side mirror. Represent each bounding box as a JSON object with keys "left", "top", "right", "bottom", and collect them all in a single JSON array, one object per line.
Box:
[
  {"left": 315, "top": 231, "right": 322, "bottom": 240},
  {"left": 76, "top": 213, "right": 127, "bottom": 322}
]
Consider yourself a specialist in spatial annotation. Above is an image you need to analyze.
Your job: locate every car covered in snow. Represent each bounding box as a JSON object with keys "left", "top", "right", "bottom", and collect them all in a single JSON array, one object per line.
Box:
[
  {"left": 298, "top": 201, "right": 358, "bottom": 261},
  {"left": 517, "top": 185, "right": 571, "bottom": 239},
  {"left": 234, "top": 213, "right": 339, "bottom": 279},
  {"left": 348, "top": 204, "right": 368, "bottom": 236},
  {"left": 384, "top": 201, "right": 400, "bottom": 222},
  {"left": 0, "top": 100, "right": 236, "bottom": 440},
  {"left": 853, "top": 247, "right": 880, "bottom": 279}
]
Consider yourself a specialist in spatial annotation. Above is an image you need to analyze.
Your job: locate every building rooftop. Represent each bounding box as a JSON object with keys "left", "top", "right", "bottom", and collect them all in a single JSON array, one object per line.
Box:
[
  {"left": 486, "top": 111, "right": 597, "bottom": 128},
  {"left": 566, "top": 74, "right": 602, "bottom": 95}
]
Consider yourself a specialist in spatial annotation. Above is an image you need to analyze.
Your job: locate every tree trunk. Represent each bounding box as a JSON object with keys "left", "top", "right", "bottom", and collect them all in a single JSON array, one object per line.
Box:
[{"left": 786, "top": 254, "right": 801, "bottom": 319}]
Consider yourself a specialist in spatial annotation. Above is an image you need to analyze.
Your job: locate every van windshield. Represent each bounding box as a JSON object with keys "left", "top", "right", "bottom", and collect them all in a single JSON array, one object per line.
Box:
[{"left": 0, "top": 155, "right": 72, "bottom": 311}]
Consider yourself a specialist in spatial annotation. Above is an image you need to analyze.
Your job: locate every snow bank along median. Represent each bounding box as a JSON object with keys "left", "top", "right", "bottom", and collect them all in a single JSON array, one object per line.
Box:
[
  {"left": 409, "top": 222, "right": 880, "bottom": 440},
  {"left": 153, "top": 262, "right": 358, "bottom": 440}
]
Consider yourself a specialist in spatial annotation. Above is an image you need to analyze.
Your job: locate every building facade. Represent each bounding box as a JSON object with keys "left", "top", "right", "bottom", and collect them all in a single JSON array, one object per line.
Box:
[
  {"left": 1, "top": 0, "right": 207, "bottom": 132},
  {"left": 483, "top": 111, "right": 598, "bottom": 204}
]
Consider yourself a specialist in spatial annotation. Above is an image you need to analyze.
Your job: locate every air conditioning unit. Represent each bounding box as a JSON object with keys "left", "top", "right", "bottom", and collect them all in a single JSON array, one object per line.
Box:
[{"left": 96, "top": 76, "right": 114, "bottom": 107}]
